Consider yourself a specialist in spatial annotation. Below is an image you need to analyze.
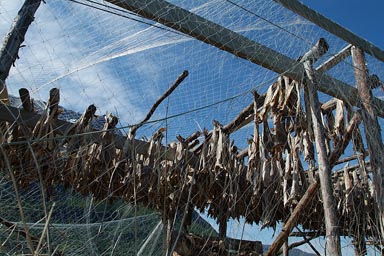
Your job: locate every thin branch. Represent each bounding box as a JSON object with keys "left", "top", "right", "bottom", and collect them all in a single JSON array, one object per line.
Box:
[
  {"left": 35, "top": 202, "right": 55, "bottom": 255},
  {"left": 130, "top": 70, "right": 188, "bottom": 136},
  {"left": 295, "top": 226, "right": 321, "bottom": 256}
]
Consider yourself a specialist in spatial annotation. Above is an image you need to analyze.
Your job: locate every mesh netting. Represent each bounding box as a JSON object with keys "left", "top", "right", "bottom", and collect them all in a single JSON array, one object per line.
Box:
[{"left": 0, "top": 0, "right": 383, "bottom": 255}]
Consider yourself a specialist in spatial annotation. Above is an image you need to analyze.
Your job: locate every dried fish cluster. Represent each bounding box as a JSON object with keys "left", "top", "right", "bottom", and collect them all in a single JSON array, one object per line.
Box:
[{"left": 0, "top": 79, "right": 381, "bottom": 251}]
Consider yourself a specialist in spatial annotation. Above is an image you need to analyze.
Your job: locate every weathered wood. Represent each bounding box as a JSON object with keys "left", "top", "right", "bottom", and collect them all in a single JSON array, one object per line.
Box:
[
  {"left": 321, "top": 98, "right": 338, "bottom": 113},
  {"left": 351, "top": 46, "right": 384, "bottom": 241},
  {"left": 105, "top": 0, "right": 384, "bottom": 117},
  {"left": 0, "top": 103, "right": 177, "bottom": 159},
  {"left": 194, "top": 91, "right": 265, "bottom": 156},
  {"left": 265, "top": 181, "right": 319, "bottom": 256},
  {"left": 294, "top": 227, "right": 321, "bottom": 256},
  {"left": 328, "top": 112, "right": 360, "bottom": 168},
  {"left": 222, "top": 92, "right": 266, "bottom": 134},
  {"left": 368, "top": 74, "right": 383, "bottom": 89},
  {"left": 282, "top": 235, "right": 288, "bottom": 256},
  {"left": 19, "top": 88, "right": 34, "bottom": 112},
  {"left": 334, "top": 154, "right": 360, "bottom": 166},
  {"left": 222, "top": 102, "right": 253, "bottom": 134},
  {"left": 300, "top": 38, "right": 329, "bottom": 65},
  {"left": 316, "top": 44, "right": 352, "bottom": 74},
  {"left": 289, "top": 231, "right": 323, "bottom": 237},
  {"left": 219, "top": 216, "right": 227, "bottom": 240},
  {"left": 0, "top": 0, "right": 42, "bottom": 104},
  {"left": 278, "top": 233, "right": 320, "bottom": 256},
  {"left": 274, "top": 0, "right": 384, "bottom": 63},
  {"left": 130, "top": 70, "right": 188, "bottom": 136},
  {"left": 302, "top": 38, "right": 341, "bottom": 255}
]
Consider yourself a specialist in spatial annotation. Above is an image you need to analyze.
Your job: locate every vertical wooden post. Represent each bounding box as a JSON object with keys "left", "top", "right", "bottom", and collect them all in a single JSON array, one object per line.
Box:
[
  {"left": 219, "top": 215, "right": 227, "bottom": 240},
  {"left": 351, "top": 46, "right": 384, "bottom": 241},
  {"left": 0, "top": 0, "right": 42, "bottom": 103},
  {"left": 302, "top": 38, "right": 341, "bottom": 255},
  {"left": 282, "top": 239, "right": 289, "bottom": 256}
]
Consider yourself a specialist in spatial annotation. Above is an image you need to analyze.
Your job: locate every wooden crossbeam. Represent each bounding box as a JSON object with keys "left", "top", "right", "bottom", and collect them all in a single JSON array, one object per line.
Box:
[
  {"left": 316, "top": 44, "right": 352, "bottom": 73},
  {"left": 0, "top": 104, "right": 176, "bottom": 159},
  {"left": 274, "top": 0, "right": 384, "bottom": 63},
  {"left": 106, "top": 0, "right": 384, "bottom": 117}
]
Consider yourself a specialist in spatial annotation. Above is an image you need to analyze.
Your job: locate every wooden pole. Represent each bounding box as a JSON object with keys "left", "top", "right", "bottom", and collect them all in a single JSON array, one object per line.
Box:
[
  {"left": 265, "top": 181, "right": 319, "bottom": 256},
  {"left": 316, "top": 44, "right": 352, "bottom": 74},
  {"left": 219, "top": 216, "right": 227, "bottom": 240},
  {"left": 130, "top": 70, "right": 188, "bottom": 136},
  {"left": 0, "top": 0, "right": 42, "bottom": 104},
  {"left": 282, "top": 238, "right": 289, "bottom": 256},
  {"left": 278, "top": 234, "right": 321, "bottom": 256},
  {"left": 351, "top": 46, "right": 384, "bottom": 242},
  {"left": 302, "top": 38, "right": 341, "bottom": 255}
]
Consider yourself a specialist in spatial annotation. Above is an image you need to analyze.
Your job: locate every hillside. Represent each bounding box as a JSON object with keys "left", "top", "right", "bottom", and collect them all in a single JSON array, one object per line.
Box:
[
  {"left": 0, "top": 175, "right": 315, "bottom": 255},
  {"left": 0, "top": 176, "right": 217, "bottom": 255}
]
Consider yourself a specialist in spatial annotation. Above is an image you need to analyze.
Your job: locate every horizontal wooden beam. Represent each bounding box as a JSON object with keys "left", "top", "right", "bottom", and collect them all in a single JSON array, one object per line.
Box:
[
  {"left": 316, "top": 44, "right": 352, "bottom": 74},
  {"left": 0, "top": 104, "right": 176, "bottom": 159},
  {"left": 0, "top": 104, "right": 71, "bottom": 134},
  {"left": 274, "top": 0, "right": 384, "bottom": 63},
  {"left": 106, "top": 0, "right": 384, "bottom": 117}
]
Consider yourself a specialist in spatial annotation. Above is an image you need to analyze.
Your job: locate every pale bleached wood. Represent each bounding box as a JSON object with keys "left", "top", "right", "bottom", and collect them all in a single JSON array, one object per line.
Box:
[
  {"left": 302, "top": 38, "right": 341, "bottom": 255},
  {"left": 316, "top": 44, "right": 352, "bottom": 74},
  {"left": 351, "top": 46, "right": 384, "bottom": 243},
  {"left": 130, "top": 70, "right": 188, "bottom": 136}
]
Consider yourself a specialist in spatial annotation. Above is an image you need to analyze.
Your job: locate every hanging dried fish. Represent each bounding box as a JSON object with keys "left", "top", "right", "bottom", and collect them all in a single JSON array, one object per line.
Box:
[
  {"left": 283, "top": 151, "right": 291, "bottom": 207},
  {"left": 302, "top": 130, "right": 313, "bottom": 162},
  {"left": 64, "top": 104, "right": 96, "bottom": 150},
  {"left": 262, "top": 120, "right": 274, "bottom": 156},
  {"left": 198, "top": 129, "right": 209, "bottom": 171},
  {"left": 281, "top": 78, "right": 299, "bottom": 115},
  {"left": 208, "top": 122, "right": 219, "bottom": 167},
  {"left": 288, "top": 135, "right": 302, "bottom": 204},
  {"left": 214, "top": 122, "right": 229, "bottom": 170},
  {"left": 32, "top": 88, "right": 61, "bottom": 151},
  {"left": 334, "top": 99, "right": 345, "bottom": 139},
  {"left": 247, "top": 91, "right": 262, "bottom": 189},
  {"left": 258, "top": 79, "right": 281, "bottom": 121},
  {"left": 334, "top": 178, "right": 343, "bottom": 212},
  {"left": 324, "top": 110, "right": 336, "bottom": 148},
  {"left": 272, "top": 114, "right": 287, "bottom": 152},
  {"left": 352, "top": 169, "right": 362, "bottom": 193},
  {"left": 343, "top": 163, "right": 353, "bottom": 214}
]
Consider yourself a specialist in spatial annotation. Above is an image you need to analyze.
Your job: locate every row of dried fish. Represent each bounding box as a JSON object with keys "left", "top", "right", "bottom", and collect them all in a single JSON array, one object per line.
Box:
[{"left": 0, "top": 81, "right": 379, "bottom": 244}]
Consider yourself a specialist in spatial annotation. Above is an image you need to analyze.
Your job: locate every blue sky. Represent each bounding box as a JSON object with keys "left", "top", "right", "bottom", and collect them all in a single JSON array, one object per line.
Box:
[{"left": 302, "top": 0, "right": 384, "bottom": 49}]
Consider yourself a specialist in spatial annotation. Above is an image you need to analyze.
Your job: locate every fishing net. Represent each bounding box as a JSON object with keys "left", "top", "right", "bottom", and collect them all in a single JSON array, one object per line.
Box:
[{"left": 0, "top": 0, "right": 383, "bottom": 255}]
